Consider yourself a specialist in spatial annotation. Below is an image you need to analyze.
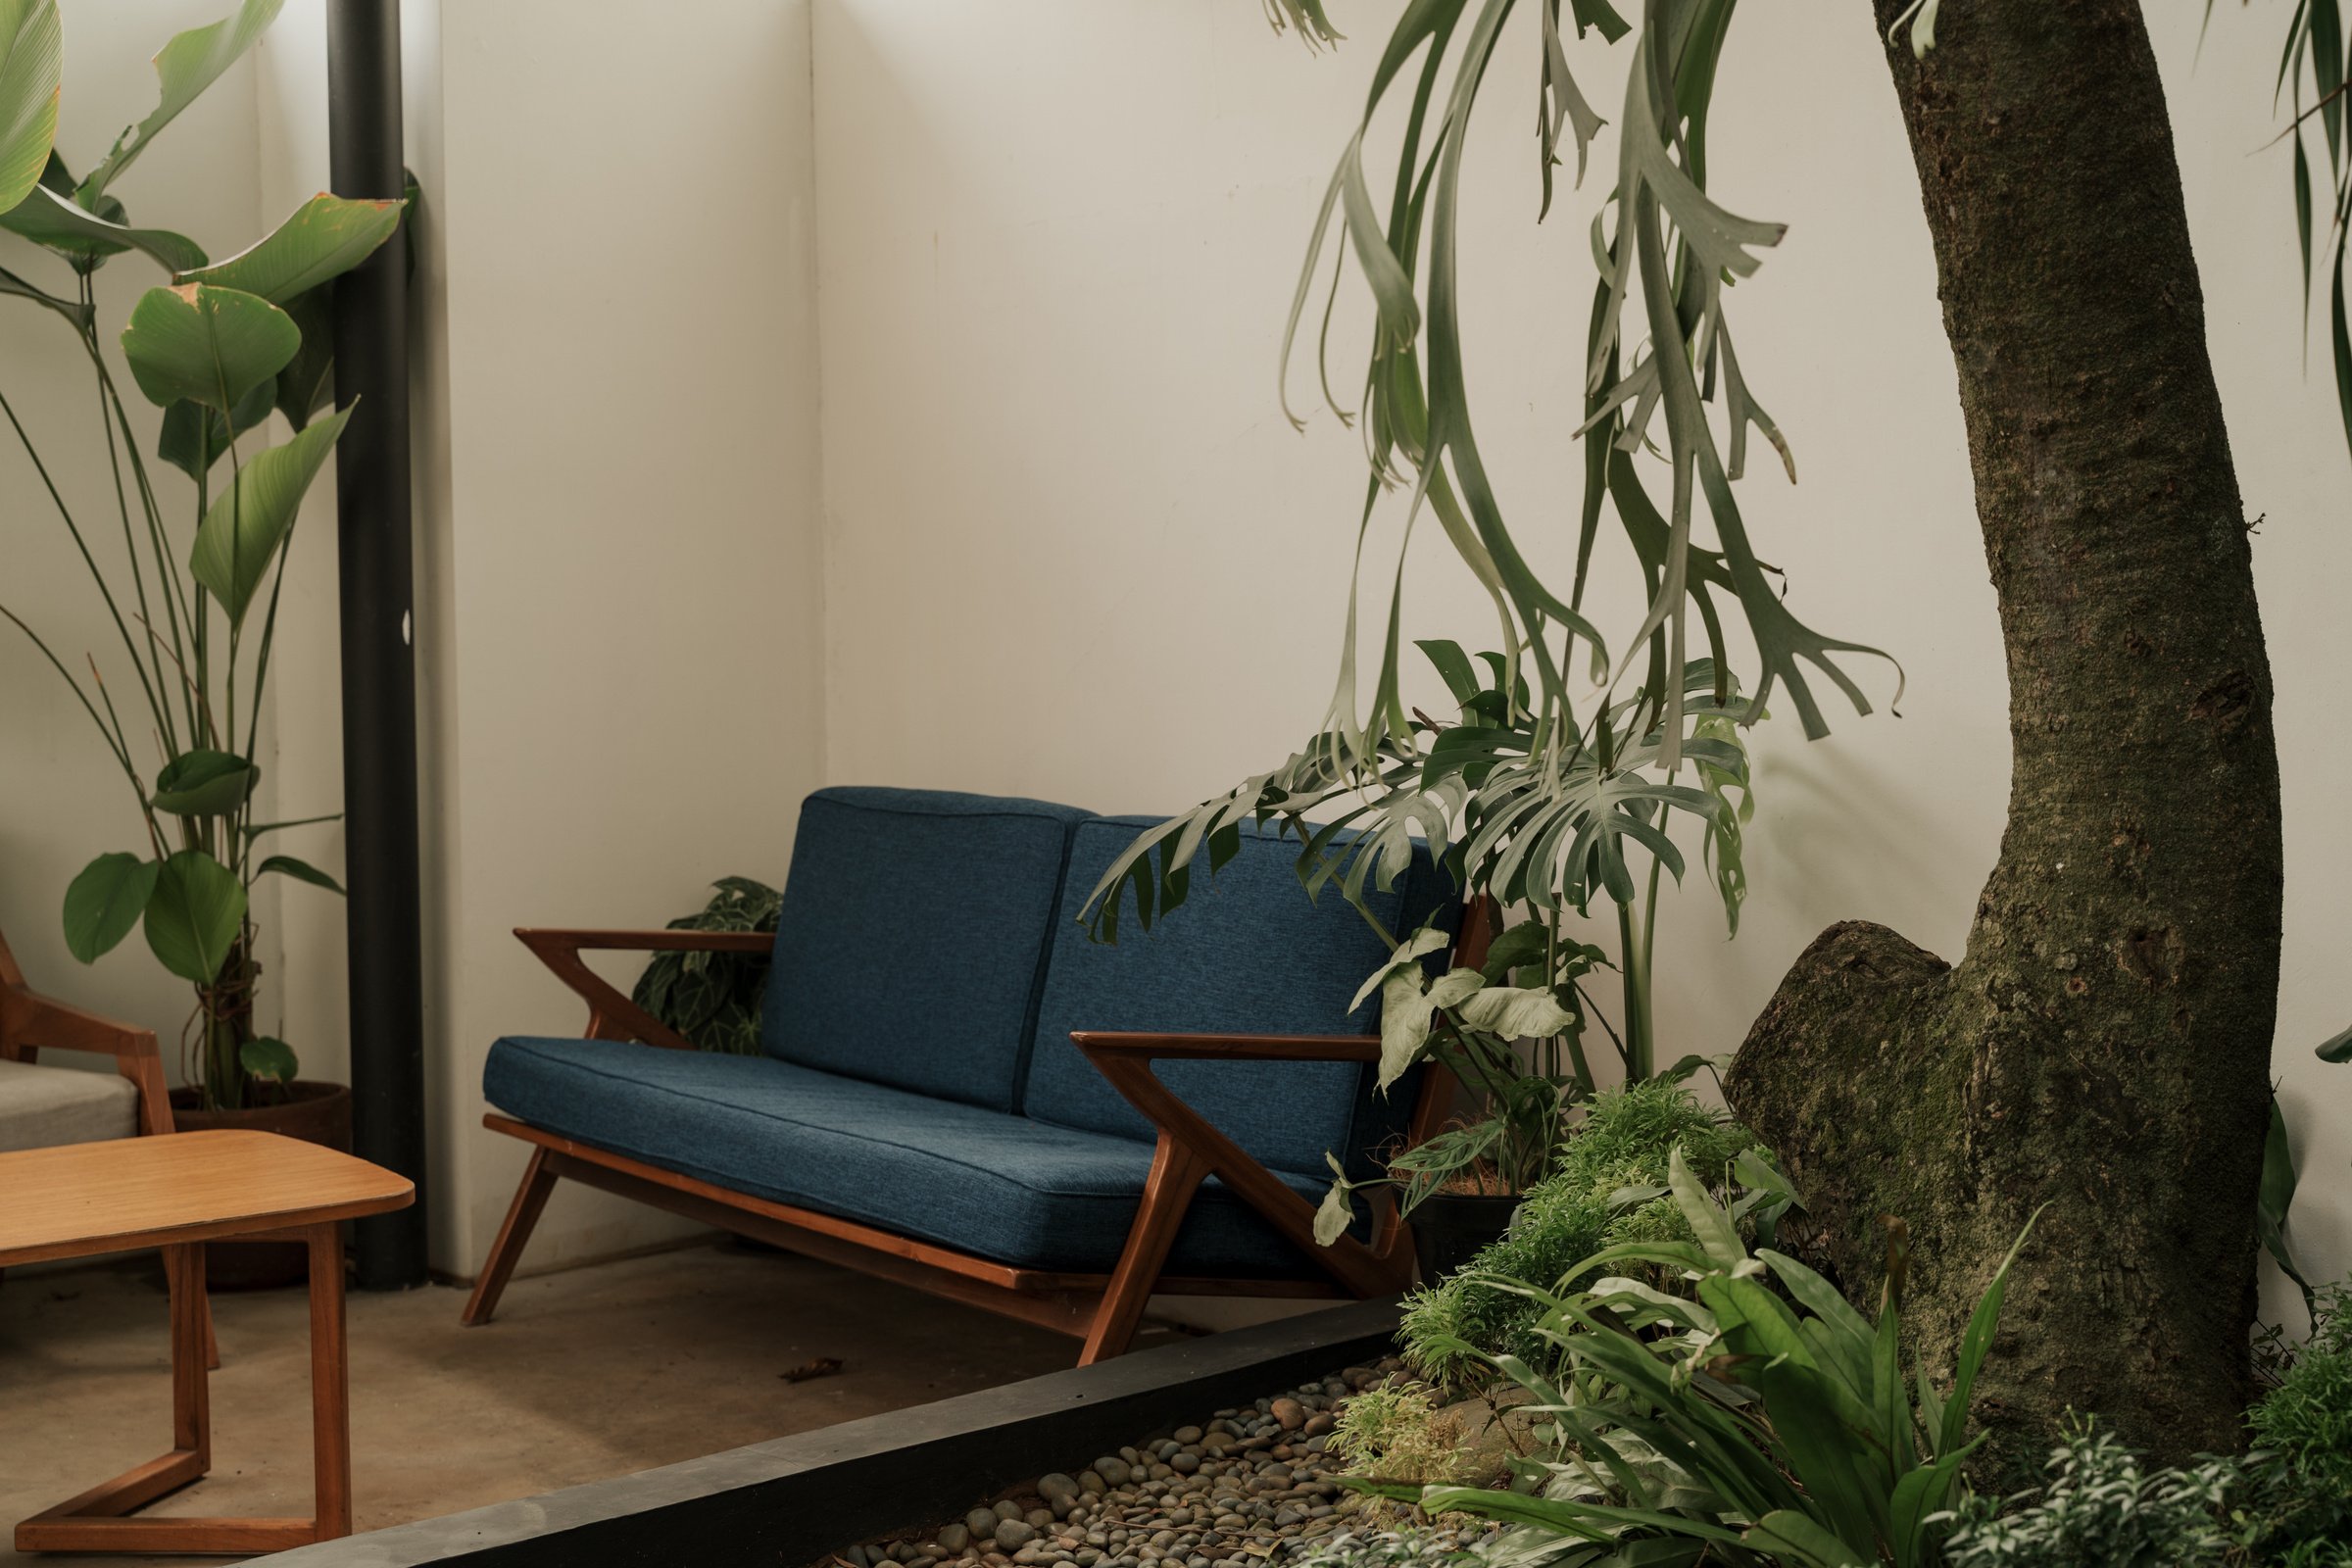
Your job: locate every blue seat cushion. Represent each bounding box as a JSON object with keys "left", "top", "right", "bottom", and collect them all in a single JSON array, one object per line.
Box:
[
  {"left": 484, "top": 1037, "right": 1347, "bottom": 1277},
  {"left": 1020, "top": 816, "right": 1456, "bottom": 1178},
  {"left": 760, "top": 788, "right": 1090, "bottom": 1111}
]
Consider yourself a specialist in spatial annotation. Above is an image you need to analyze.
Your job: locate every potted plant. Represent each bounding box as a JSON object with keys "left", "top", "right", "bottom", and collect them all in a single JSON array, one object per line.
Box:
[
  {"left": 1082, "top": 638, "right": 1757, "bottom": 1272},
  {"left": 0, "top": 0, "right": 401, "bottom": 1281}
]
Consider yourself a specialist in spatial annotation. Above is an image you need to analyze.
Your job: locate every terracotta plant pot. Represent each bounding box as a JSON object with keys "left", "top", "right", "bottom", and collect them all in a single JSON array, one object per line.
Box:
[
  {"left": 1407, "top": 1190, "right": 1521, "bottom": 1284},
  {"left": 167, "top": 1080, "right": 352, "bottom": 1290}
]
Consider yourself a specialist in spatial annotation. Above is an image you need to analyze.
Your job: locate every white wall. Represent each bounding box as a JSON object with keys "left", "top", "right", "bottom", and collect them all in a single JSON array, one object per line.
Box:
[
  {"left": 425, "top": 0, "right": 826, "bottom": 1274},
  {"left": 810, "top": 0, "right": 2352, "bottom": 1319}
]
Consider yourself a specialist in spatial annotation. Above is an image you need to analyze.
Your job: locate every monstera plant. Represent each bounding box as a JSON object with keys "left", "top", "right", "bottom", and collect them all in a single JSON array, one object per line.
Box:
[{"left": 0, "top": 0, "right": 400, "bottom": 1109}]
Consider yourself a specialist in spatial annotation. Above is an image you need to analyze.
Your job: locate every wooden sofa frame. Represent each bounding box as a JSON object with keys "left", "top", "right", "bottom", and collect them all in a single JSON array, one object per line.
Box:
[
  {"left": 462, "top": 903, "right": 1492, "bottom": 1362},
  {"left": 0, "top": 929, "right": 218, "bottom": 1367}
]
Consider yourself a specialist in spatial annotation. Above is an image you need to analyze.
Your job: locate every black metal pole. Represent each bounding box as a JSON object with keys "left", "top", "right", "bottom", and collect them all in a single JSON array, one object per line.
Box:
[{"left": 327, "top": 0, "right": 427, "bottom": 1289}]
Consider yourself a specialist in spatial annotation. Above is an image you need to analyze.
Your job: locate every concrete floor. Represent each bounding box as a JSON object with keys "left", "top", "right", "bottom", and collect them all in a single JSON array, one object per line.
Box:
[{"left": 0, "top": 1241, "right": 1137, "bottom": 1567}]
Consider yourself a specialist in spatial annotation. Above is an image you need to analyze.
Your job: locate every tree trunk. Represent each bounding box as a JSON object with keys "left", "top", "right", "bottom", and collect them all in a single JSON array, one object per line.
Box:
[{"left": 1726, "top": 1, "right": 2282, "bottom": 1465}]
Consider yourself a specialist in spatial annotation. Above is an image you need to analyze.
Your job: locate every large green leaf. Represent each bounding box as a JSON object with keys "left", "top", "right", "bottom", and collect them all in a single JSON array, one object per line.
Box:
[
  {"left": 77, "top": 0, "right": 286, "bottom": 202},
  {"left": 158, "top": 377, "right": 277, "bottom": 481},
  {"left": 257, "top": 854, "right": 342, "bottom": 895},
  {"left": 0, "top": 0, "right": 60, "bottom": 215},
  {"left": 179, "top": 192, "right": 400, "bottom": 302},
  {"left": 2258, "top": 1097, "right": 2316, "bottom": 1316},
  {"left": 122, "top": 282, "right": 299, "bottom": 412},
  {"left": 0, "top": 182, "right": 206, "bottom": 271},
  {"left": 151, "top": 748, "right": 259, "bottom": 816},
  {"left": 143, "top": 849, "right": 245, "bottom": 984},
  {"left": 188, "top": 406, "right": 351, "bottom": 626},
  {"left": 62, "top": 852, "right": 159, "bottom": 962},
  {"left": 239, "top": 1035, "right": 296, "bottom": 1083}
]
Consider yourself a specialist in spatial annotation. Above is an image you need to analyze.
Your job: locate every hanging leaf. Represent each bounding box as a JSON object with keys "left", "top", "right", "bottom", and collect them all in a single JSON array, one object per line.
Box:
[
  {"left": 77, "top": 0, "right": 287, "bottom": 202},
  {"left": 62, "top": 852, "right": 159, "bottom": 962},
  {"left": 2258, "top": 1097, "right": 2317, "bottom": 1318},
  {"left": 272, "top": 285, "right": 337, "bottom": 429},
  {"left": 239, "top": 1035, "right": 298, "bottom": 1083},
  {"left": 143, "top": 849, "right": 246, "bottom": 984},
  {"left": 150, "top": 748, "right": 260, "bottom": 815},
  {"left": 188, "top": 405, "right": 352, "bottom": 626},
  {"left": 1451, "top": 983, "right": 1576, "bottom": 1041},
  {"left": 0, "top": 0, "right": 61, "bottom": 216},
  {"left": 0, "top": 182, "right": 206, "bottom": 271},
  {"left": 178, "top": 191, "right": 400, "bottom": 302},
  {"left": 0, "top": 258, "right": 87, "bottom": 326},
  {"left": 122, "top": 282, "right": 300, "bottom": 412},
  {"left": 2320, "top": 1021, "right": 2352, "bottom": 1062},
  {"left": 158, "top": 377, "right": 276, "bottom": 481},
  {"left": 257, "top": 854, "right": 343, "bottom": 895}
]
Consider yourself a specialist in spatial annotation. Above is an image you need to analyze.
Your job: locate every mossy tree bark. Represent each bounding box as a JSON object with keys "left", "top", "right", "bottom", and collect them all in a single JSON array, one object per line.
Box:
[{"left": 1725, "top": 2, "right": 2282, "bottom": 1464}]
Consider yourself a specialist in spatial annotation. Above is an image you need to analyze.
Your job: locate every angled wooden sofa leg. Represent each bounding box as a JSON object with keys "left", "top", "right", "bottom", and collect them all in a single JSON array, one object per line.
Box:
[
  {"left": 461, "top": 1148, "right": 559, "bottom": 1326},
  {"left": 1079, "top": 1134, "right": 1210, "bottom": 1366}
]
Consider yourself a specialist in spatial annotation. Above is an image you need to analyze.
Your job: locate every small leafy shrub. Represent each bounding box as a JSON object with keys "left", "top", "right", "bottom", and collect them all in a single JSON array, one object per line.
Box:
[
  {"left": 630, "top": 878, "right": 781, "bottom": 1054},
  {"left": 1327, "top": 1385, "right": 1479, "bottom": 1521},
  {"left": 1286, "top": 1528, "right": 1483, "bottom": 1568},
  {"left": 1938, "top": 1424, "right": 2239, "bottom": 1568},
  {"left": 2252, "top": 1284, "right": 2352, "bottom": 1494},
  {"left": 2243, "top": 1284, "right": 2352, "bottom": 1562},
  {"left": 1367, "top": 1150, "right": 2035, "bottom": 1568},
  {"left": 1398, "top": 1079, "right": 1764, "bottom": 1385}
]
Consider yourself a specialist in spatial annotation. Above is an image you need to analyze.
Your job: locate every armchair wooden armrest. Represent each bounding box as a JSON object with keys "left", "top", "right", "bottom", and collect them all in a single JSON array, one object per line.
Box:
[
  {"left": 1, "top": 937, "right": 171, "bottom": 1136},
  {"left": 514, "top": 927, "right": 773, "bottom": 1052}
]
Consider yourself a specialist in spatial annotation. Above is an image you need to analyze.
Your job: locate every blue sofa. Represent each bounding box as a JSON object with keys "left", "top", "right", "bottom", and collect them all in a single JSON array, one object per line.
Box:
[{"left": 460, "top": 788, "right": 1466, "bottom": 1360}]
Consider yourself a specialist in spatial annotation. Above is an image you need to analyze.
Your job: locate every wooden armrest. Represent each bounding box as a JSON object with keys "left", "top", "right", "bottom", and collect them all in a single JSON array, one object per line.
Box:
[
  {"left": 0, "top": 987, "right": 159, "bottom": 1060},
  {"left": 514, "top": 928, "right": 769, "bottom": 1052},
  {"left": 1070, "top": 1032, "right": 1378, "bottom": 1063}
]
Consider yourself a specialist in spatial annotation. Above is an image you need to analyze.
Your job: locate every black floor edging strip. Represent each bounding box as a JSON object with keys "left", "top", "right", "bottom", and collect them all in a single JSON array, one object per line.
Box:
[{"left": 264, "top": 1298, "right": 1403, "bottom": 1568}]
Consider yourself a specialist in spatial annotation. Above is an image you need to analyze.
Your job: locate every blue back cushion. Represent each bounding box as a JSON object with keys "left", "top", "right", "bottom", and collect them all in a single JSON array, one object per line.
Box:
[
  {"left": 760, "top": 788, "right": 1089, "bottom": 1110},
  {"left": 1020, "top": 816, "right": 1456, "bottom": 1176}
]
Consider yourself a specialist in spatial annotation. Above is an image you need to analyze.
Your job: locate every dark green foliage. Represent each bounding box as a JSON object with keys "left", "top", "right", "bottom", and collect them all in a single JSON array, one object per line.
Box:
[
  {"left": 630, "top": 877, "right": 780, "bottom": 1054},
  {"left": 2243, "top": 1286, "right": 2352, "bottom": 1562},
  {"left": 1397, "top": 1079, "right": 1755, "bottom": 1386},
  {"left": 1940, "top": 1425, "right": 2240, "bottom": 1568}
]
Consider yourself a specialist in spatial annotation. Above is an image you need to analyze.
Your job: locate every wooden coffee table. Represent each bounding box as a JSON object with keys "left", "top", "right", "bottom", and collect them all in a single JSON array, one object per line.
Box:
[{"left": 0, "top": 1129, "right": 414, "bottom": 1554}]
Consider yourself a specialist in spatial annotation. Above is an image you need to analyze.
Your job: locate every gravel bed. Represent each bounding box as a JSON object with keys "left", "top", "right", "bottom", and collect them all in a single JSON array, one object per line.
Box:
[{"left": 821, "top": 1356, "right": 1495, "bottom": 1568}]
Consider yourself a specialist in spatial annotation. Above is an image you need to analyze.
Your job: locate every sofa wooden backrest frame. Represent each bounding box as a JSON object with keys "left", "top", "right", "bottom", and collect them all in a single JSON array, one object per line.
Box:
[{"left": 461, "top": 899, "right": 1495, "bottom": 1363}]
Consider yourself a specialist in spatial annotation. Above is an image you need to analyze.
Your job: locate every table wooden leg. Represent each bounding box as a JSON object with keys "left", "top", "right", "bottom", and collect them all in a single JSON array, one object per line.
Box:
[
  {"left": 168, "top": 1243, "right": 210, "bottom": 1464},
  {"left": 308, "top": 1222, "right": 353, "bottom": 1540},
  {"left": 13, "top": 1232, "right": 354, "bottom": 1554}
]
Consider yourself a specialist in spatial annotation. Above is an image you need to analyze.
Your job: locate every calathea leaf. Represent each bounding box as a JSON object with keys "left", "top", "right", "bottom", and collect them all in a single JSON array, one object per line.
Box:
[
  {"left": 122, "top": 282, "right": 300, "bottom": 411},
  {"left": 62, "top": 852, "right": 159, "bottom": 962},
  {"left": 159, "top": 378, "right": 276, "bottom": 481},
  {"left": 0, "top": 0, "right": 61, "bottom": 217},
  {"left": 257, "top": 855, "right": 342, "bottom": 895},
  {"left": 77, "top": 0, "right": 286, "bottom": 202},
  {"left": 0, "top": 183, "right": 206, "bottom": 271},
  {"left": 151, "top": 748, "right": 260, "bottom": 815},
  {"left": 178, "top": 191, "right": 400, "bottom": 302},
  {"left": 189, "top": 406, "right": 352, "bottom": 626},
  {"left": 143, "top": 849, "right": 245, "bottom": 983}
]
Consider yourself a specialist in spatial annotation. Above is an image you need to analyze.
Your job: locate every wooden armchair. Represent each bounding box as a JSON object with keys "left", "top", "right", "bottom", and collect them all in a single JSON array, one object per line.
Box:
[{"left": 0, "top": 929, "right": 216, "bottom": 1363}]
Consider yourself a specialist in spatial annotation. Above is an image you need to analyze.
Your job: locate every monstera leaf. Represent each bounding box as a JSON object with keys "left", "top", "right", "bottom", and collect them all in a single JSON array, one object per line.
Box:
[
  {"left": 0, "top": 0, "right": 60, "bottom": 216},
  {"left": 188, "top": 406, "right": 351, "bottom": 625},
  {"left": 121, "top": 283, "right": 299, "bottom": 411}
]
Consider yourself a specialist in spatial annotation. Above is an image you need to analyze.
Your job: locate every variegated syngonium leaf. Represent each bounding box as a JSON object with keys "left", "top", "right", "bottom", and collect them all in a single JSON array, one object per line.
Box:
[
  {"left": 1352, "top": 926, "right": 1484, "bottom": 1091},
  {"left": 1314, "top": 1152, "right": 1356, "bottom": 1247},
  {"left": 1452, "top": 984, "right": 1577, "bottom": 1042}
]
